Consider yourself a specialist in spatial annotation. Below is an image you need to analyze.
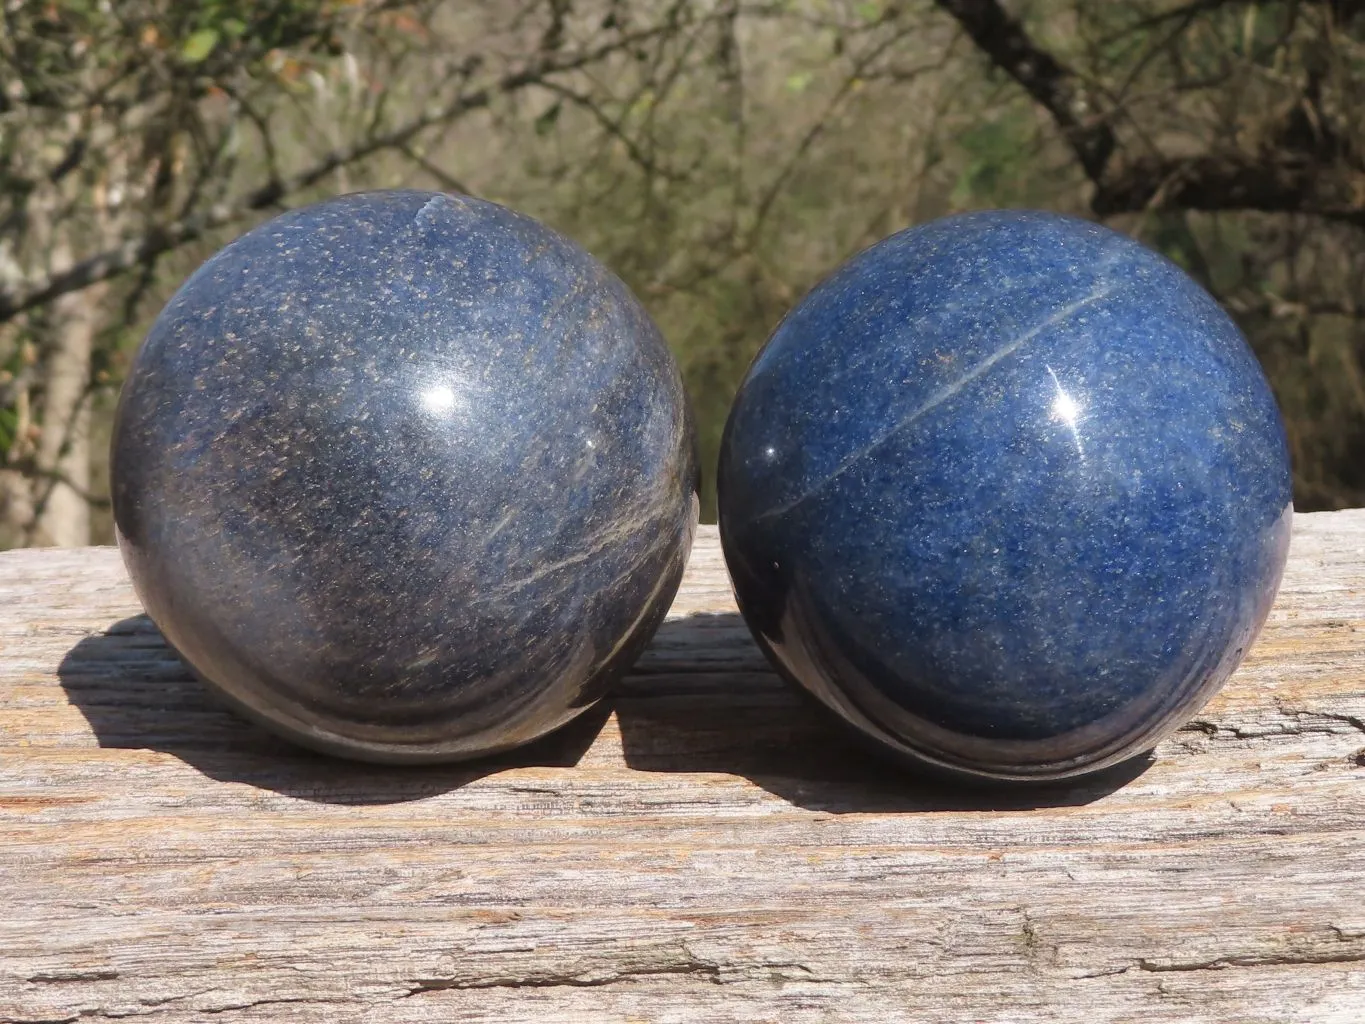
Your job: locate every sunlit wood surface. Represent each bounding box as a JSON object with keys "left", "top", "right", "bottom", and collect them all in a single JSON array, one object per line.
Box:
[{"left": 3, "top": 515, "right": 1363, "bottom": 1023}]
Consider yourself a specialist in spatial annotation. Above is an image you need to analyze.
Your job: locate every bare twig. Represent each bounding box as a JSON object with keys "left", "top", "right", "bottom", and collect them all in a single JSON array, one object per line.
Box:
[{"left": 0, "top": 23, "right": 689, "bottom": 324}]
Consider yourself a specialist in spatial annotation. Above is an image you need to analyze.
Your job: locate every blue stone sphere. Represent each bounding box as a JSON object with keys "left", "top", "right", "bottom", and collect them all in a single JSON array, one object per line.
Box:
[
  {"left": 717, "top": 211, "right": 1292, "bottom": 783},
  {"left": 112, "top": 190, "right": 697, "bottom": 763}
]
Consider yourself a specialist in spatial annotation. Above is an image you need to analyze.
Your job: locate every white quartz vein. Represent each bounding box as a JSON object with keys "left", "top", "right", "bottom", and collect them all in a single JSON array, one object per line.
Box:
[
  {"left": 472, "top": 490, "right": 677, "bottom": 605},
  {"left": 754, "top": 284, "right": 1115, "bottom": 522}
]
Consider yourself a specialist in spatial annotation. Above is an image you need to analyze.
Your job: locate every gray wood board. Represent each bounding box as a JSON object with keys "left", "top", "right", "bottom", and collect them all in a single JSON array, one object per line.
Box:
[{"left": 2, "top": 514, "right": 1364, "bottom": 1022}]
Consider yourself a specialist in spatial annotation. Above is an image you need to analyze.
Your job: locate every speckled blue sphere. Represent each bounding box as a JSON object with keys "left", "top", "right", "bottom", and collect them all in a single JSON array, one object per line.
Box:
[
  {"left": 718, "top": 211, "right": 1292, "bottom": 783},
  {"left": 113, "top": 190, "right": 697, "bottom": 763}
]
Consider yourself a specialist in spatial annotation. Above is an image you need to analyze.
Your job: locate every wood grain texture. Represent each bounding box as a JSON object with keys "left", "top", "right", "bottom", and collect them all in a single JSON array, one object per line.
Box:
[{"left": 1, "top": 514, "right": 1363, "bottom": 1024}]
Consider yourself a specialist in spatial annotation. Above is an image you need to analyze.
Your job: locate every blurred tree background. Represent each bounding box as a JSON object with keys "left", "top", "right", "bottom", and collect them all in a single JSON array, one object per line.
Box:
[{"left": 1, "top": 0, "right": 1363, "bottom": 546}]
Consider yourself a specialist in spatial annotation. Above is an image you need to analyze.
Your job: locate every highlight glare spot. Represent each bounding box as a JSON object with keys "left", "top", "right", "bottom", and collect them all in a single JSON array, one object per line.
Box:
[
  {"left": 420, "top": 385, "right": 458, "bottom": 416},
  {"left": 1051, "top": 391, "right": 1081, "bottom": 425}
]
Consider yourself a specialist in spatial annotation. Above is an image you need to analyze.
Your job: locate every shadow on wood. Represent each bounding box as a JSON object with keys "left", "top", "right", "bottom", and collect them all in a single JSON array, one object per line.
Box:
[
  {"left": 55, "top": 610, "right": 1151, "bottom": 812},
  {"left": 56, "top": 614, "right": 611, "bottom": 805},
  {"left": 617, "top": 612, "right": 1156, "bottom": 812}
]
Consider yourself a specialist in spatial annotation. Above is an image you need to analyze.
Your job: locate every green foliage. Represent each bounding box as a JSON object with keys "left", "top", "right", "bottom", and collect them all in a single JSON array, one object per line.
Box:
[
  {"left": 855, "top": 1, "right": 884, "bottom": 23},
  {"left": 180, "top": 29, "right": 222, "bottom": 64},
  {"left": 949, "top": 114, "right": 1042, "bottom": 209},
  {"left": 0, "top": 336, "right": 33, "bottom": 463},
  {"left": 1143, "top": 213, "right": 1210, "bottom": 281},
  {"left": 0, "top": 405, "right": 16, "bottom": 458},
  {"left": 173, "top": 0, "right": 344, "bottom": 61},
  {"left": 535, "top": 102, "right": 563, "bottom": 136}
]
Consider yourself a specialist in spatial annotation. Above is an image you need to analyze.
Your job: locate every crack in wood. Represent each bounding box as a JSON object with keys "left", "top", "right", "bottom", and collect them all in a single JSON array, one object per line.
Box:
[
  {"left": 1138, "top": 948, "right": 1365, "bottom": 973},
  {"left": 403, "top": 960, "right": 724, "bottom": 994},
  {"left": 198, "top": 996, "right": 353, "bottom": 1014},
  {"left": 25, "top": 972, "right": 119, "bottom": 984},
  {"left": 1180, "top": 708, "right": 1365, "bottom": 741}
]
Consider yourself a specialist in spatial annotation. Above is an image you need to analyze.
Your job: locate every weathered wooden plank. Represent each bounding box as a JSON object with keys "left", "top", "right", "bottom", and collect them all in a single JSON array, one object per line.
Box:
[{"left": 1, "top": 513, "right": 1363, "bottom": 1023}]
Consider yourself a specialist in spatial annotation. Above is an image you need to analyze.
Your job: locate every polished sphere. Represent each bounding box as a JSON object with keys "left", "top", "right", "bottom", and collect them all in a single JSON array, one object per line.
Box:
[
  {"left": 718, "top": 211, "right": 1291, "bottom": 783},
  {"left": 113, "top": 190, "right": 697, "bottom": 763}
]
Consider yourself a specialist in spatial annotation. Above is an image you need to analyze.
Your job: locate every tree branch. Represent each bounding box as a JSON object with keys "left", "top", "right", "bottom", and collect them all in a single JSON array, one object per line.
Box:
[
  {"left": 1093, "top": 150, "right": 1365, "bottom": 227},
  {"left": 0, "top": 26, "right": 680, "bottom": 325},
  {"left": 1116, "top": 0, "right": 1365, "bottom": 37},
  {"left": 931, "top": 0, "right": 1115, "bottom": 180},
  {"left": 933, "top": 0, "right": 1365, "bottom": 228},
  {"left": 8, "top": 459, "right": 111, "bottom": 510}
]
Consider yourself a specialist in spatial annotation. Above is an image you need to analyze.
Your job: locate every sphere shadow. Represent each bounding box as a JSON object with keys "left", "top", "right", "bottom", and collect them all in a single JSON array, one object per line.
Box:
[
  {"left": 57, "top": 611, "right": 1154, "bottom": 812},
  {"left": 613, "top": 611, "right": 1156, "bottom": 813},
  {"left": 56, "top": 614, "right": 611, "bottom": 806}
]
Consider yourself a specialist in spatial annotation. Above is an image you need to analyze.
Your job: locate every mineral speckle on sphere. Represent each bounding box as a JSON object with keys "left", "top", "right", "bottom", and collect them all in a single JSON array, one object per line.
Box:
[
  {"left": 113, "top": 190, "right": 698, "bottom": 763},
  {"left": 718, "top": 210, "right": 1292, "bottom": 783}
]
